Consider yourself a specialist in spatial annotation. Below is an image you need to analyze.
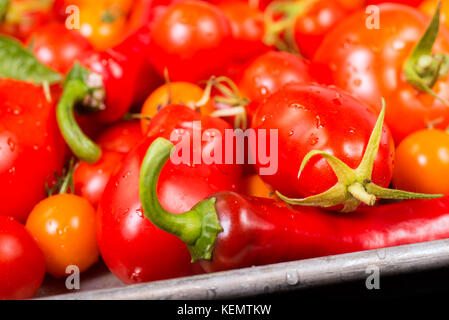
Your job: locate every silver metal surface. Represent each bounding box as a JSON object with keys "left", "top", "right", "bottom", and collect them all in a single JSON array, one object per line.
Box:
[{"left": 40, "top": 238, "right": 449, "bottom": 300}]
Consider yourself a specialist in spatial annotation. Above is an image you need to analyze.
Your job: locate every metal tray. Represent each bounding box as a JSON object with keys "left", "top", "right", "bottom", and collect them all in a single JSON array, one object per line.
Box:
[{"left": 37, "top": 238, "right": 449, "bottom": 300}]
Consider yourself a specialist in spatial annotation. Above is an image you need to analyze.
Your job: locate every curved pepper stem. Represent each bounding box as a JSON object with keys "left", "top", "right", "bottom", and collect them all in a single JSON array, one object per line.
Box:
[
  {"left": 404, "top": 0, "right": 449, "bottom": 105},
  {"left": 139, "top": 137, "right": 222, "bottom": 262},
  {"left": 56, "top": 63, "right": 103, "bottom": 164},
  {"left": 277, "top": 99, "right": 443, "bottom": 212}
]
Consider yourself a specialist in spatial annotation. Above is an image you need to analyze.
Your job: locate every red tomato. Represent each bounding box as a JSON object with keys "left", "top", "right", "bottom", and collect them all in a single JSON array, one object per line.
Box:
[
  {"left": 238, "top": 51, "right": 314, "bottom": 107},
  {"left": 149, "top": 0, "right": 233, "bottom": 82},
  {"left": 313, "top": 4, "right": 449, "bottom": 143},
  {"left": 96, "top": 120, "right": 143, "bottom": 154},
  {"left": 0, "top": 80, "right": 66, "bottom": 222},
  {"left": 0, "top": 216, "right": 45, "bottom": 300},
  {"left": 26, "top": 23, "right": 93, "bottom": 74},
  {"left": 251, "top": 83, "right": 394, "bottom": 200},
  {"left": 74, "top": 120, "right": 143, "bottom": 207},
  {"left": 293, "top": 0, "right": 350, "bottom": 59},
  {"left": 218, "top": 1, "right": 268, "bottom": 63}
]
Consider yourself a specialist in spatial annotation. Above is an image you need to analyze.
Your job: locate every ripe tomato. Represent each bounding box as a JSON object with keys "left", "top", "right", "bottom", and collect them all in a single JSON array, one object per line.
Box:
[
  {"left": 238, "top": 51, "right": 313, "bottom": 107},
  {"left": 293, "top": 0, "right": 351, "bottom": 59},
  {"left": 26, "top": 194, "right": 99, "bottom": 278},
  {"left": 217, "top": 1, "right": 268, "bottom": 63},
  {"left": 314, "top": 4, "right": 449, "bottom": 143},
  {"left": 420, "top": 0, "right": 449, "bottom": 29},
  {"left": 0, "top": 216, "right": 45, "bottom": 300},
  {"left": 149, "top": 1, "right": 233, "bottom": 82},
  {"left": 78, "top": 1, "right": 127, "bottom": 50},
  {"left": 252, "top": 83, "right": 394, "bottom": 202},
  {"left": 393, "top": 129, "right": 449, "bottom": 195},
  {"left": 74, "top": 120, "right": 143, "bottom": 208},
  {"left": 140, "top": 82, "right": 215, "bottom": 134},
  {"left": 96, "top": 120, "right": 144, "bottom": 153},
  {"left": 26, "top": 23, "right": 93, "bottom": 74}
]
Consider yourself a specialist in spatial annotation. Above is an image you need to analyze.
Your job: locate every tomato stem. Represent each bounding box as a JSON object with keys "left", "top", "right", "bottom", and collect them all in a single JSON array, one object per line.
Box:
[
  {"left": 139, "top": 138, "right": 222, "bottom": 261},
  {"left": 277, "top": 100, "right": 443, "bottom": 212},
  {"left": 403, "top": 0, "right": 449, "bottom": 105}
]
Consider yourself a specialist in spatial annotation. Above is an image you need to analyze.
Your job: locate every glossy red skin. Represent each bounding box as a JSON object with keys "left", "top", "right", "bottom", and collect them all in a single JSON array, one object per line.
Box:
[
  {"left": 97, "top": 105, "right": 242, "bottom": 284},
  {"left": 96, "top": 120, "right": 144, "bottom": 154},
  {"left": 74, "top": 121, "right": 143, "bottom": 208},
  {"left": 251, "top": 83, "right": 394, "bottom": 198},
  {"left": 0, "top": 216, "right": 46, "bottom": 299},
  {"left": 112, "top": 26, "right": 163, "bottom": 106},
  {"left": 78, "top": 26, "right": 161, "bottom": 123},
  {"left": 26, "top": 23, "right": 93, "bottom": 74},
  {"left": 218, "top": 1, "right": 268, "bottom": 63},
  {"left": 293, "top": 0, "right": 350, "bottom": 59},
  {"left": 0, "top": 80, "right": 66, "bottom": 222},
  {"left": 238, "top": 51, "right": 314, "bottom": 108},
  {"left": 74, "top": 151, "right": 124, "bottom": 209},
  {"left": 149, "top": 1, "right": 233, "bottom": 82},
  {"left": 313, "top": 4, "right": 449, "bottom": 144},
  {"left": 200, "top": 192, "right": 449, "bottom": 272}
]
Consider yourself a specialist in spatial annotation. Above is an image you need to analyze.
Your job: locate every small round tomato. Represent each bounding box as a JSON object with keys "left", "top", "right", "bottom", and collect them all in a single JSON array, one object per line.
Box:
[
  {"left": 26, "top": 194, "right": 99, "bottom": 278},
  {"left": 0, "top": 216, "right": 45, "bottom": 300},
  {"left": 74, "top": 120, "right": 143, "bottom": 207},
  {"left": 149, "top": 1, "right": 233, "bottom": 82},
  {"left": 26, "top": 23, "right": 93, "bottom": 74},
  {"left": 293, "top": 0, "right": 350, "bottom": 59},
  {"left": 74, "top": 151, "right": 124, "bottom": 208},
  {"left": 238, "top": 51, "right": 313, "bottom": 106},
  {"left": 96, "top": 120, "right": 143, "bottom": 154},
  {"left": 218, "top": 1, "right": 268, "bottom": 63},
  {"left": 394, "top": 129, "right": 449, "bottom": 194},
  {"left": 140, "top": 82, "right": 215, "bottom": 134},
  {"left": 78, "top": 2, "right": 127, "bottom": 50}
]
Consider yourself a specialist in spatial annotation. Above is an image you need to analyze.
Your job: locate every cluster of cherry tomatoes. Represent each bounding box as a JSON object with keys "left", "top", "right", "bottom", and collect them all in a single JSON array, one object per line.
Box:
[{"left": 1, "top": 0, "right": 449, "bottom": 300}]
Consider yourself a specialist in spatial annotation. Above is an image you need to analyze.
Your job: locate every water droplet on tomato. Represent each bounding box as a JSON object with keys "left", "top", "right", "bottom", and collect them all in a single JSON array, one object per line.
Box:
[{"left": 7, "top": 138, "right": 15, "bottom": 152}]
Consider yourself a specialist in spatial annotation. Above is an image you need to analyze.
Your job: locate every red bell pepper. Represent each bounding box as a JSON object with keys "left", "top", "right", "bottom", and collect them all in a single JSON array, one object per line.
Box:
[
  {"left": 139, "top": 137, "right": 449, "bottom": 273},
  {"left": 56, "top": 25, "right": 161, "bottom": 164},
  {"left": 97, "top": 104, "right": 242, "bottom": 283},
  {"left": 0, "top": 79, "right": 66, "bottom": 222}
]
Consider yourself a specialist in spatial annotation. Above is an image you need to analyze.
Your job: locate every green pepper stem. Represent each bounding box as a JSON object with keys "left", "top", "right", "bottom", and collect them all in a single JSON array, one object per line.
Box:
[
  {"left": 56, "top": 79, "right": 102, "bottom": 164},
  {"left": 139, "top": 138, "right": 222, "bottom": 262}
]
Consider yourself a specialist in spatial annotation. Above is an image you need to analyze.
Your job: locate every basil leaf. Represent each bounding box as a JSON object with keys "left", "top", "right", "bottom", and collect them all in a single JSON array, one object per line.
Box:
[{"left": 0, "top": 36, "right": 62, "bottom": 84}]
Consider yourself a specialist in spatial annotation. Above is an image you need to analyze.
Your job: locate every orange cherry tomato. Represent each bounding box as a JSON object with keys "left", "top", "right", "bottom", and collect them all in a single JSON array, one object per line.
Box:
[
  {"left": 420, "top": 0, "right": 449, "bottom": 29},
  {"left": 393, "top": 129, "right": 449, "bottom": 195},
  {"left": 25, "top": 194, "right": 99, "bottom": 278},
  {"left": 78, "top": 2, "right": 127, "bottom": 50},
  {"left": 140, "top": 82, "right": 216, "bottom": 134},
  {"left": 241, "top": 174, "right": 276, "bottom": 199}
]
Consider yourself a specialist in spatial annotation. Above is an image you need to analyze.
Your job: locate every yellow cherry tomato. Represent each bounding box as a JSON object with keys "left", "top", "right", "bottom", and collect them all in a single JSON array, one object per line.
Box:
[
  {"left": 241, "top": 174, "right": 277, "bottom": 199},
  {"left": 78, "top": 2, "right": 127, "bottom": 50},
  {"left": 393, "top": 129, "right": 449, "bottom": 195},
  {"left": 141, "top": 82, "right": 216, "bottom": 134},
  {"left": 26, "top": 194, "right": 99, "bottom": 278}
]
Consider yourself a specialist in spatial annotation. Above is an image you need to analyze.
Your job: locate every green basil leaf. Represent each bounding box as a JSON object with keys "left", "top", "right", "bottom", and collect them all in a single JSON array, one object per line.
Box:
[{"left": 0, "top": 36, "right": 62, "bottom": 84}]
